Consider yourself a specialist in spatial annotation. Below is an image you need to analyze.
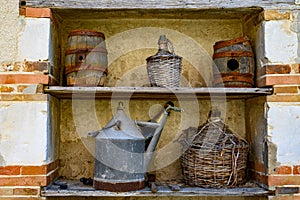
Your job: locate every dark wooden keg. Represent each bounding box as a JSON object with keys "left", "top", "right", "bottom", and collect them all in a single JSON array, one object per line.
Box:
[
  {"left": 212, "top": 36, "right": 255, "bottom": 87},
  {"left": 64, "top": 30, "right": 108, "bottom": 86}
]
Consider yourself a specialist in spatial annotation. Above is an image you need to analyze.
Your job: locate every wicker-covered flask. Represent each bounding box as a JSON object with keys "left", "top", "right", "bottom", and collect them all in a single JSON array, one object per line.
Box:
[
  {"left": 146, "top": 35, "right": 182, "bottom": 87},
  {"left": 179, "top": 109, "right": 249, "bottom": 188}
]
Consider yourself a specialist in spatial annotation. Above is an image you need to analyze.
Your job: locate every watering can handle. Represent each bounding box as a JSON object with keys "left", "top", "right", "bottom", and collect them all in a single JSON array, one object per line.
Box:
[
  {"left": 87, "top": 120, "right": 121, "bottom": 137},
  {"left": 166, "top": 106, "right": 183, "bottom": 113}
]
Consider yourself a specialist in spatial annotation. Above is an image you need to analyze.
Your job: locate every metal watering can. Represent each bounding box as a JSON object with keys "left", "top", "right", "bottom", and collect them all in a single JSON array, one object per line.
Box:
[{"left": 88, "top": 101, "right": 182, "bottom": 192}]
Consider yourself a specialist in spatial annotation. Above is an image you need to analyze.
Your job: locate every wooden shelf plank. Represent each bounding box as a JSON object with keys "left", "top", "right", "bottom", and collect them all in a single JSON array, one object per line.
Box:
[
  {"left": 25, "top": 0, "right": 295, "bottom": 9},
  {"left": 42, "top": 179, "right": 271, "bottom": 197},
  {"left": 44, "top": 86, "right": 273, "bottom": 100}
]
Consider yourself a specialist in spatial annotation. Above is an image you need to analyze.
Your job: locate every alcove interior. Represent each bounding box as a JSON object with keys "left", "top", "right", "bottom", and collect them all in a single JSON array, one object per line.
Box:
[{"left": 47, "top": 7, "right": 269, "bottom": 194}]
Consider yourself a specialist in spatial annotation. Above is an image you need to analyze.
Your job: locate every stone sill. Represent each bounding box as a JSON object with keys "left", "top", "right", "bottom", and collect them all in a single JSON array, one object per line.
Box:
[
  {"left": 42, "top": 179, "right": 271, "bottom": 197},
  {"left": 44, "top": 86, "right": 273, "bottom": 100}
]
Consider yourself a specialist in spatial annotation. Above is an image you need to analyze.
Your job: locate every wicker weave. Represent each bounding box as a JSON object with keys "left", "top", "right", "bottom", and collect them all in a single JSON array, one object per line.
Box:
[
  {"left": 179, "top": 116, "right": 248, "bottom": 188},
  {"left": 146, "top": 36, "right": 182, "bottom": 87}
]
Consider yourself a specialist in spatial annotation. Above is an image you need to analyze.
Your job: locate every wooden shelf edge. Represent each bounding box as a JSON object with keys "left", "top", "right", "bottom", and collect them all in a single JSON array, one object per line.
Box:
[
  {"left": 44, "top": 86, "right": 273, "bottom": 100},
  {"left": 42, "top": 180, "right": 271, "bottom": 197},
  {"left": 25, "top": 0, "right": 296, "bottom": 10}
]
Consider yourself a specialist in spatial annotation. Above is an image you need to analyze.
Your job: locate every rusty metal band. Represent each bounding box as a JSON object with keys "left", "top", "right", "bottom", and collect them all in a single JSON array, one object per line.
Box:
[
  {"left": 213, "top": 51, "right": 253, "bottom": 59},
  {"left": 213, "top": 74, "right": 254, "bottom": 85},
  {"left": 213, "top": 36, "right": 251, "bottom": 50},
  {"left": 68, "top": 30, "right": 105, "bottom": 39},
  {"left": 65, "top": 48, "right": 108, "bottom": 55},
  {"left": 213, "top": 73, "right": 254, "bottom": 86},
  {"left": 214, "top": 82, "right": 253, "bottom": 88},
  {"left": 93, "top": 180, "right": 145, "bottom": 192},
  {"left": 65, "top": 65, "right": 108, "bottom": 75}
]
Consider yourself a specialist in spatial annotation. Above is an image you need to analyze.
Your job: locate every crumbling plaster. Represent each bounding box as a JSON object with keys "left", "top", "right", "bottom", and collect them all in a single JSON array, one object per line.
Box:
[
  {"left": 267, "top": 102, "right": 300, "bottom": 166},
  {"left": 0, "top": 0, "right": 21, "bottom": 63}
]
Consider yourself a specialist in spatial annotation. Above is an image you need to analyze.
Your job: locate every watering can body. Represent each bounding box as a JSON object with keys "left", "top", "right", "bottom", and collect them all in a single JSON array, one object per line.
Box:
[{"left": 88, "top": 102, "right": 180, "bottom": 192}]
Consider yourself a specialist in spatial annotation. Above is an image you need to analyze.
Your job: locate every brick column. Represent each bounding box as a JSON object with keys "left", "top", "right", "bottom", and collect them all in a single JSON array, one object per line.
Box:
[
  {"left": 253, "top": 9, "right": 300, "bottom": 198},
  {"left": 0, "top": 8, "right": 59, "bottom": 199}
]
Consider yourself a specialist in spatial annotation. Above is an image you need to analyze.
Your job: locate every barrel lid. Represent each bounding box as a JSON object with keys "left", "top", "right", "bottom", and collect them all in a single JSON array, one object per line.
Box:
[
  {"left": 68, "top": 29, "right": 105, "bottom": 39},
  {"left": 97, "top": 102, "right": 145, "bottom": 140}
]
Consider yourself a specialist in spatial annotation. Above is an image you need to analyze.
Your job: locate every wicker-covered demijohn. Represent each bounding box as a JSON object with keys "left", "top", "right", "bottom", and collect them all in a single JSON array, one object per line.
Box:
[
  {"left": 146, "top": 35, "right": 182, "bottom": 87},
  {"left": 179, "top": 110, "right": 249, "bottom": 188}
]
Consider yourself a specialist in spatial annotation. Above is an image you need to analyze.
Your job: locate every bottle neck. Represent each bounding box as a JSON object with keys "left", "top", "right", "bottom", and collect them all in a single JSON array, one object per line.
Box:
[{"left": 159, "top": 41, "right": 168, "bottom": 51}]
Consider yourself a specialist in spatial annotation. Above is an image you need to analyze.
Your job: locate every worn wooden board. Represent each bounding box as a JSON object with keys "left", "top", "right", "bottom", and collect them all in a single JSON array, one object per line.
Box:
[
  {"left": 50, "top": 7, "right": 262, "bottom": 20},
  {"left": 42, "top": 179, "right": 271, "bottom": 197},
  {"left": 24, "top": 0, "right": 296, "bottom": 9},
  {"left": 44, "top": 86, "right": 272, "bottom": 100}
]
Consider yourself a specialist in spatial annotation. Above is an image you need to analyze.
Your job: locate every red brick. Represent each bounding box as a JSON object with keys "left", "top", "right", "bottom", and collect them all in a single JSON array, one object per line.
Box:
[
  {"left": 269, "top": 196, "right": 300, "bottom": 200},
  {"left": 267, "top": 95, "right": 300, "bottom": 102},
  {"left": 274, "top": 166, "right": 293, "bottom": 175},
  {"left": 0, "top": 94, "right": 47, "bottom": 101},
  {"left": 0, "top": 166, "right": 21, "bottom": 175},
  {"left": 263, "top": 10, "right": 291, "bottom": 21},
  {"left": 48, "top": 75, "right": 59, "bottom": 86},
  {"left": 0, "top": 176, "right": 47, "bottom": 186},
  {"left": 269, "top": 175, "right": 300, "bottom": 186},
  {"left": 257, "top": 75, "right": 300, "bottom": 87},
  {"left": 46, "top": 160, "right": 59, "bottom": 173},
  {"left": 0, "top": 86, "right": 15, "bottom": 93},
  {"left": 23, "top": 61, "right": 49, "bottom": 73},
  {"left": 0, "top": 187, "right": 13, "bottom": 195},
  {"left": 257, "top": 64, "right": 291, "bottom": 78},
  {"left": 13, "top": 188, "right": 39, "bottom": 196},
  {"left": 25, "top": 8, "right": 51, "bottom": 18},
  {"left": 46, "top": 169, "right": 59, "bottom": 185},
  {"left": 21, "top": 160, "right": 59, "bottom": 175},
  {"left": 273, "top": 86, "right": 299, "bottom": 94},
  {"left": 19, "top": 7, "right": 26, "bottom": 16},
  {"left": 294, "top": 165, "right": 300, "bottom": 175},
  {"left": 21, "top": 166, "right": 47, "bottom": 175},
  {"left": 0, "top": 74, "right": 49, "bottom": 84}
]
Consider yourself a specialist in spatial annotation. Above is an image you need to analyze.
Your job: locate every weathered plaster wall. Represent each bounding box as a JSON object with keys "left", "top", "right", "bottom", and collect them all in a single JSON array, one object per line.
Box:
[
  {"left": 246, "top": 97, "right": 268, "bottom": 167},
  {"left": 255, "top": 10, "right": 300, "bottom": 72},
  {"left": 48, "top": 96, "right": 60, "bottom": 163},
  {"left": 0, "top": 100, "right": 48, "bottom": 165},
  {"left": 257, "top": 20, "right": 298, "bottom": 67},
  {"left": 18, "top": 18, "right": 51, "bottom": 61},
  {"left": 59, "top": 18, "right": 244, "bottom": 87},
  {"left": 55, "top": 14, "right": 253, "bottom": 181},
  {"left": 267, "top": 102, "right": 300, "bottom": 166},
  {"left": 0, "top": 0, "right": 20, "bottom": 63},
  {"left": 59, "top": 98, "right": 246, "bottom": 181}
]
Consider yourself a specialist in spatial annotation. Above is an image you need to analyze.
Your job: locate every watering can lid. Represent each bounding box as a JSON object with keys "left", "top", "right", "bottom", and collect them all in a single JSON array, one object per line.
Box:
[{"left": 97, "top": 102, "right": 145, "bottom": 140}]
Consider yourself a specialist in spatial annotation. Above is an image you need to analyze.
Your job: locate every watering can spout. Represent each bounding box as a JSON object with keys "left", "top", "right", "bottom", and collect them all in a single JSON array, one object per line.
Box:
[{"left": 137, "top": 101, "right": 182, "bottom": 168}]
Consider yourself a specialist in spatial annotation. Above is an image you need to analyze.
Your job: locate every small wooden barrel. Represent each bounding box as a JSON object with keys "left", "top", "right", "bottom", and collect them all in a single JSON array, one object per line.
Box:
[
  {"left": 65, "top": 30, "right": 108, "bottom": 86},
  {"left": 212, "top": 36, "right": 255, "bottom": 88}
]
